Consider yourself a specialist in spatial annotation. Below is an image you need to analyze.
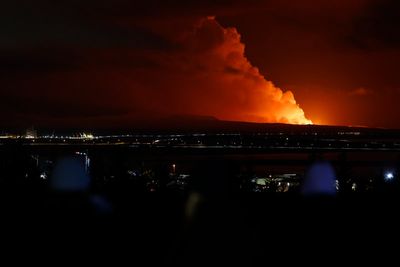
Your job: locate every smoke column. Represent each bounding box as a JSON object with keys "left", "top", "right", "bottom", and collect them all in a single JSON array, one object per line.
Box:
[{"left": 140, "top": 17, "right": 313, "bottom": 124}]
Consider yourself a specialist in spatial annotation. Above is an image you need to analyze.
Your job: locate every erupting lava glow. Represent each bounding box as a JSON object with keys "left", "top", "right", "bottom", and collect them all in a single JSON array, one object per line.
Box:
[
  {"left": 176, "top": 17, "right": 313, "bottom": 125},
  {"left": 0, "top": 16, "right": 313, "bottom": 127}
]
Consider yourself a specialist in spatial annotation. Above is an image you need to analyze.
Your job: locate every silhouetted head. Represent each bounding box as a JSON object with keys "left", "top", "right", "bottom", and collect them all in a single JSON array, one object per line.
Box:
[
  {"left": 302, "top": 161, "right": 336, "bottom": 196},
  {"left": 50, "top": 156, "right": 90, "bottom": 193}
]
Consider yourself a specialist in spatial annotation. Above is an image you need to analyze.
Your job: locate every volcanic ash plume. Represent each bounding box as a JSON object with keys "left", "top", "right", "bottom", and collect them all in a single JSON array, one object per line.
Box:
[
  {"left": 0, "top": 16, "right": 313, "bottom": 127},
  {"left": 171, "top": 17, "right": 313, "bottom": 125},
  {"left": 90, "top": 17, "right": 313, "bottom": 125}
]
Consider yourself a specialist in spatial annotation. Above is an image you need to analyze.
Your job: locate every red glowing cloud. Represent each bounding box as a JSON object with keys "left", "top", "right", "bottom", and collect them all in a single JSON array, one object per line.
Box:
[
  {"left": 0, "top": 16, "right": 312, "bottom": 128},
  {"left": 124, "top": 17, "right": 312, "bottom": 124}
]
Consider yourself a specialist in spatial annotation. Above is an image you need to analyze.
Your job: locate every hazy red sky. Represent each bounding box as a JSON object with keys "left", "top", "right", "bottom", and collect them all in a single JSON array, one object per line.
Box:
[{"left": 2, "top": 0, "right": 400, "bottom": 129}]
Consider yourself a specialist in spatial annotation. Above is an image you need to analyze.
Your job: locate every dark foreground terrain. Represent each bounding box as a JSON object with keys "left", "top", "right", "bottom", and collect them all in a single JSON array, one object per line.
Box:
[
  {"left": 1, "top": 187, "right": 399, "bottom": 265},
  {"left": 1, "top": 123, "right": 400, "bottom": 265}
]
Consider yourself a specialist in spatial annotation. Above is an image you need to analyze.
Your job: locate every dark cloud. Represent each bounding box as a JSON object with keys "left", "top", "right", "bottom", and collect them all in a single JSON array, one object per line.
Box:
[
  {"left": 348, "top": 0, "right": 400, "bottom": 50},
  {"left": 1, "top": 1, "right": 178, "bottom": 50},
  {"left": 0, "top": 48, "right": 80, "bottom": 75},
  {"left": 0, "top": 94, "right": 130, "bottom": 118},
  {"left": 348, "top": 87, "right": 373, "bottom": 96}
]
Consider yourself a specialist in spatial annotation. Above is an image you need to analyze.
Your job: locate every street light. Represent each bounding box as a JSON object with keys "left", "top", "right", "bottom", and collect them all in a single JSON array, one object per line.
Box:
[{"left": 385, "top": 172, "right": 394, "bottom": 182}]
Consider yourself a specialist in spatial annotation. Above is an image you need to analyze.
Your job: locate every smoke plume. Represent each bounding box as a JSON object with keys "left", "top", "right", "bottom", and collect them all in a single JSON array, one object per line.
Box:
[
  {"left": 0, "top": 17, "right": 313, "bottom": 127},
  {"left": 128, "top": 17, "right": 312, "bottom": 124}
]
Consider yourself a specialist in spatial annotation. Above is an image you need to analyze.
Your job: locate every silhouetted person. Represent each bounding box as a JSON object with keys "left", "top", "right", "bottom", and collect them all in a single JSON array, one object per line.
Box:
[
  {"left": 170, "top": 160, "right": 248, "bottom": 266},
  {"left": 302, "top": 161, "right": 337, "bottom": 196},
  {"left": 48, "top": 155, "right": 112, "bottom": 222}
]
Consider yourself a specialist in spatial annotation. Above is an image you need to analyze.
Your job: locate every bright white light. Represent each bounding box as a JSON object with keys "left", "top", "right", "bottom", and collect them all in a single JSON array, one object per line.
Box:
[
  {"left": 385, "top": 172, "right": 394, "bottom": 181},
  {"left": 352, "top": 183, "right": 357, "bottom": 191}
]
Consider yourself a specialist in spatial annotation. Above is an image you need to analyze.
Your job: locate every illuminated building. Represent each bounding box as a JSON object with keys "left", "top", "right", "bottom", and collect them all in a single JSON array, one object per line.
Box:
[{"left": 26, "top": 127, "right": 37, "bottom": 139}]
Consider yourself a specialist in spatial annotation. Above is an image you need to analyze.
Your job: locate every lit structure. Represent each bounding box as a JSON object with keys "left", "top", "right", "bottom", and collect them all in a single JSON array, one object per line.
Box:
[
  {"left": 25, "top": 127, "right": 37, "bottom": 139},
  {"left": 81, "top": 133, "right": 95, "bottom": 140}
]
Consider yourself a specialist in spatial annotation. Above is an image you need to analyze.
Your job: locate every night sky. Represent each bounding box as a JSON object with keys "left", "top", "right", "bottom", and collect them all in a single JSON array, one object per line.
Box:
[{"left": 2, "top": 0, "right": 400, "bottom": 129}]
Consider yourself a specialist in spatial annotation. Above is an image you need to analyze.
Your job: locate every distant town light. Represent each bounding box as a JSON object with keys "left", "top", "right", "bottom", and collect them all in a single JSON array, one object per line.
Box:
[
  {"left": 352, "top": 183, "right": 357, "bottom": 191},
  {"left": 172, "top": 164, "right": 176, "bottom": 173},
  {"left": 82, "top": 133, "right": 94, "bottom": 140},
  {"left": 385, "top": 172, "right": 394, "bottom": 181}
]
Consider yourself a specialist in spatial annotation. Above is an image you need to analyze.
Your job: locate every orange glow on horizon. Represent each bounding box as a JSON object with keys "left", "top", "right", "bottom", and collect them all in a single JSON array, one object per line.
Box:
[{"left": 189, "top": 17, "right": 314, "bottom": 126}]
